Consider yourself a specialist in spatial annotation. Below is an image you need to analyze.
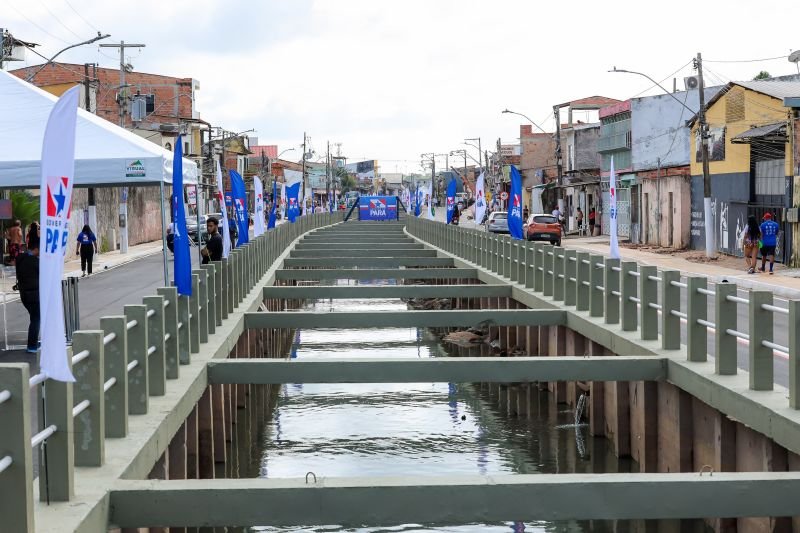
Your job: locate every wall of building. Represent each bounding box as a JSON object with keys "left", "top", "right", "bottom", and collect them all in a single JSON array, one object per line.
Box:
[
  {"left": 640, "top": 172, "right": 692, "bottom": 248},
  {"left": 689, "top": 86, "right": 794, "bottom": 255},
  {"left": 70, "top": 186, "right": 167, "bottom": 255},
  {"left": 520, "top": 126, "right": 556, "bottom": 186},
  {"left": 632, "top": 88, "right": 718, "bottom": 171},
  {"left": 573, "top": 126, "right": 601, "bottom": 173}
]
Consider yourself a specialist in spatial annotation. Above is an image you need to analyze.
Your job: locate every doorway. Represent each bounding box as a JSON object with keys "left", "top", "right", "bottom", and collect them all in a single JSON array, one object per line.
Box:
[{"left": 668, "top": 192, "right": 674, "bottom": 247}]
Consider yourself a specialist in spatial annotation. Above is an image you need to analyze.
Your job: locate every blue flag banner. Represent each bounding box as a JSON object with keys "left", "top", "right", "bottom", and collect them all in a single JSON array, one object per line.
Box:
[
  {"left": 446, "top": 178, "right": 457, "bottom": 224},
  {"left": 508, "top": 165, "right": 524, "bottom": 240},
  {"left": 358, "top": 196, "right": 397, "bottom": 221},
  {"left": 172, "top": 135, "right": 193, "bottom": 295},
  {"left": 415, "top": 189, "right": 422, "bottom": 217},
  {"left": 268, "top": 180, "right": 277, "bottom": 230},
  {"left": 229, "top": 170, "right": 249, "bottom": 245},
  {"left": 286, "top": 182, "right": 301, "bottom": 222}
]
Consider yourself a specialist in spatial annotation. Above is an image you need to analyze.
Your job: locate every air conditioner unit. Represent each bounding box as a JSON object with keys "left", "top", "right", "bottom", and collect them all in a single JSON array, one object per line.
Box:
[{"left": 684, "top": 76, "right": 700, "bottom": 91}]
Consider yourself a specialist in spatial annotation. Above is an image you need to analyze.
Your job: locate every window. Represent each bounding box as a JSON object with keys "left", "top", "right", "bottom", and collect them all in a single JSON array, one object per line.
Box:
[
  {"left": 145, "top": 94, "right": 155, "bottom": 114},
  {"left": 755, "top": 159, "right": 784, "bottom": 196},
  {"left": 533, "top": 215, "right": 558, "bottom": 224}
]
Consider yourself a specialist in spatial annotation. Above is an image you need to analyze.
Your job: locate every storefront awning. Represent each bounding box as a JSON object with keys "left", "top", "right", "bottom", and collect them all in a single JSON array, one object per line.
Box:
[{"left": 731, "top": 122, "right": 787, "bottom": 144}]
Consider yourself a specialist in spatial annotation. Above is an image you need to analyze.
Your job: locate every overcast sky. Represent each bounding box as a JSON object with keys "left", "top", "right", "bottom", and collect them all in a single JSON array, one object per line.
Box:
[{"left": 5, "top": 0, "right": 800, "bottom": 173}]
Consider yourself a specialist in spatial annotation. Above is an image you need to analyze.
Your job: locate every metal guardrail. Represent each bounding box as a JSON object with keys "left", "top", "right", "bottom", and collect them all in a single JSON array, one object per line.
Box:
[
  {"left": 0, "top": 211, "right": 343, "bottom": 532},
  {"left": 406, "top": 216, "right": 800, "bottom": 408}
]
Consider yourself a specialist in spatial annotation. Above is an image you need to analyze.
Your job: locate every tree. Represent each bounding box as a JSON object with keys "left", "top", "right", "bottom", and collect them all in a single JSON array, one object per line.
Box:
[
  {"left": 753, "top": 71, "right": 771, "bottom": 80},
  {"left": 10, "top": 191, "right": 39, "bottom": 228},
  {"left": 334, "top": 167, "right": 356, "bottom": 193}
]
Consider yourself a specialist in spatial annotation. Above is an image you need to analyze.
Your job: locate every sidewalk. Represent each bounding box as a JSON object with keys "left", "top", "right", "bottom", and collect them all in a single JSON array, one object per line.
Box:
[
  {"left": 1, "top": 240, "right": 166, "bottom": 303},
  {"left": 565, "top": 236, "right": 800, "bottom": 299}
]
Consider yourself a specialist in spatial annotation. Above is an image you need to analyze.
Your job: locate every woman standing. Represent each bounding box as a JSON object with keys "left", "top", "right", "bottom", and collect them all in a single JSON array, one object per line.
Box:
[
  {"left": 742, "top": 215, "right": 761, "bottom": 274},
  {"left": 75, "top": 225, "right": 98, "bottom": 276},
  {"left": 26, "top": 221, "right": 40, "bottom": 250}
]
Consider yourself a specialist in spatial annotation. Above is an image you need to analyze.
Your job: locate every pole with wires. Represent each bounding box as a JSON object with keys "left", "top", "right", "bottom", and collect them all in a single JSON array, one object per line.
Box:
[{"left": 695, "top": 52, "right": 717, "bottom": 258}]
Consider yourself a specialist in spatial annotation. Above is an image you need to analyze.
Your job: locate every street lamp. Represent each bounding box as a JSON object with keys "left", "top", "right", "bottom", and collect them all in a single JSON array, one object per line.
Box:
[
  {"left": 609, "top": 65, "right": 715, "bottom": 258},
  {"left": 501, "top": 109, "right": 547, "bottom": 134},
  {"left": 25, "top": 32, "right": 111, "bottom": 82}
]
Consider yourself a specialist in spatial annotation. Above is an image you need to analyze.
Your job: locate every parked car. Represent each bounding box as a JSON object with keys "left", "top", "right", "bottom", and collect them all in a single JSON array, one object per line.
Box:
[
  {"left": 485, "top": 211, "right": 509, "bottom": 234},
  {"left": 524, "top": 214, "right": 561, "bottom": 246}
]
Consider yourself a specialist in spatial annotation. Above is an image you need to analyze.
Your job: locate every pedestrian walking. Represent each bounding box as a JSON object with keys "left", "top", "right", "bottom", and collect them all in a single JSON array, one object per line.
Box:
[
  {"left": 741, "top": 215, "right": 761, "bottom": 274},
  {"left": 576, "top": 207, "right": 584, "bottom": 234},
  {"left": 759, "top": 212, "right": 779, "bottom": 274},
  {"left": 5, "top": 219, "right": 22, "bottom": 265},
  {"left": 75, "top": 224, "right": 98, "bottom": 276},
  {"left": 15, "top": 238, "right": 39, "bottom": 353},
  {"left": 201, "top": 216, "right": 223, "bottom": 264},
  {"left": 552, "top": 205, "right": 564, "bottom": 236},
  {"left": 588, "top": 207, "right": 596, "bottom": 236}
]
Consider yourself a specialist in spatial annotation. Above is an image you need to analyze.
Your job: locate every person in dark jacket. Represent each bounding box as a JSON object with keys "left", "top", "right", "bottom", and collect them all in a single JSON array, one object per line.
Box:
[
  {"left": 16, "top": 238, "right": 40, "bottom": 353},
  {"left": 75, "top": 224, "right": 98, "bottom": 276},
  {"left": 202, "top": 217, "right": 223, "bottom": 264}
]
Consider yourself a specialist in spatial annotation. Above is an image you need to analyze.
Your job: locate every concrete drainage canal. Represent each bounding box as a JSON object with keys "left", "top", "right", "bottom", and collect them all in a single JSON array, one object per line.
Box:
[{"left": 217, "top": 277, "right": 708, "bottom": 533}]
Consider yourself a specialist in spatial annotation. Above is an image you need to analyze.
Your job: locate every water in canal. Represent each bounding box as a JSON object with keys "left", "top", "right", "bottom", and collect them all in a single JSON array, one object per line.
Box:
[{"left": 244, "top": 279, "right": 641, "bottom": 532}]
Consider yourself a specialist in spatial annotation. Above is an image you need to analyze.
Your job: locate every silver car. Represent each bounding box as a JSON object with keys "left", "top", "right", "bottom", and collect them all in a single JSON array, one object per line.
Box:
[{"left": 485, "top": 211, "right": 509, "bottom": 233}]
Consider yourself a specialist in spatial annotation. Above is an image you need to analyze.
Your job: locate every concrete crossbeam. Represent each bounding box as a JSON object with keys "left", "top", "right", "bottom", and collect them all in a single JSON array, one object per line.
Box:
[
  {"left": 206, "top": 356, "right": 667, "bottom": 384},
  {"left": 262, "top": 284, "right": 512, "bottom": 299},
  {"left": 109, "top": 473, "right": 800, "bottom": 528},
  {"left": 283, "top": 257, "right": 454, "bottom": 268},
  {"left": 243, "top": 309, "right": 565, "bottom": 329},
  {"left": 295, "top": 243, "right": 424, "bottom": 250},
  {"left": 274, "top": 268, "right": 477, "bottom": 280},
  {"left": 290, "top": 249, "right": 438, "bottom": 258}
]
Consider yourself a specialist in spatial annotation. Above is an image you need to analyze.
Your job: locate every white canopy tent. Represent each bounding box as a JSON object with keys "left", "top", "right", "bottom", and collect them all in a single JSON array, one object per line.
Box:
[
  {"left": 0, "top": 69, "right": 199, "bottom": 289},
  {"left": 0, "top": 69, "right": 197, "bottom": 187}
]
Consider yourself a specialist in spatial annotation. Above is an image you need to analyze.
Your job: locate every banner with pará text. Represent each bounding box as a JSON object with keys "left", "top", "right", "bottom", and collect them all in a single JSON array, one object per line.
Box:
[
  {"left": 230, "top": 170, "right": 249, "bottom": 245},
  {"left": 214, "top": 161, "right": 231, "bottom": 258},
  {"left": 39, "top": 86, "right": 80, "bottom": 382},
  {"left": 508, "top": 165, "right": 524, "bottom": 240},
  {"left": 446, "top": 178, "right": 457, "bottom": 224},
  {"left": 253, "top": 177, "right": 265, "bottom": 237}
]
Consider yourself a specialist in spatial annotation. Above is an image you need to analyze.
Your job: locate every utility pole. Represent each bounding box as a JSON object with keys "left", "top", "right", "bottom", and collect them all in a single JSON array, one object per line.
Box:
[
  {"left": 84, "top": 63, "right": 98, "bottom": 242},
  {"left": 695, "top": 52, "right": 716, "bottom": 258},
  {"left": 99, "top": 40, "right": 144, "bottom": 255},
  {"left": 553, "top": 105, "right": 563, "bottom": 186},
  {"left": 99, "top": 40, "right": 146, "bottom": 128}
]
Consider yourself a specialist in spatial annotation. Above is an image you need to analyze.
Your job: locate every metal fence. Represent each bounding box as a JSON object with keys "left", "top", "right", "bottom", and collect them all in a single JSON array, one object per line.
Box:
[
  {"left": 0, "top": 211, "right": 343, "bottom": 532},
  {"left": 406, "top": 216, "right": 800, "bottom": 409}
]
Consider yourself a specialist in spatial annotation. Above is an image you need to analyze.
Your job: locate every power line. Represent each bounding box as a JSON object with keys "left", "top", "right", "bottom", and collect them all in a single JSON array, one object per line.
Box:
[
  {"left": 7, "top": 1, "right": 70, "bottom": 45},
  {"left": 36, "top": 0, "right": 83, "bottom": 41},
  {"left": 62, "top": 0, "right": 99, "bottom": 32},
  {"left": 705, "top": 55, "right": 788, "bottom": 64}
]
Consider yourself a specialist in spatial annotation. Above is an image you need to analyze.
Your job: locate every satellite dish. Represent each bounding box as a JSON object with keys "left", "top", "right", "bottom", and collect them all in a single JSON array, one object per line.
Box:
[{"left": 789, "top": 50, "right": 800, "bottom": 63}]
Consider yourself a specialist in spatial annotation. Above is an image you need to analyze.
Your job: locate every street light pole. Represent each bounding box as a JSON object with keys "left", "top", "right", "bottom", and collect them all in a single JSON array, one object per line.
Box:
[{"left": 26, "top": 32, "right": 110, "bottom": 82}]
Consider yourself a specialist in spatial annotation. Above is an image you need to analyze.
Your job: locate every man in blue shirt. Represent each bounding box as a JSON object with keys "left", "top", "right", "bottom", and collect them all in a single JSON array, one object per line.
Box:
[{"left": 759, "top": 212, "right": 780, "bottom": 274}]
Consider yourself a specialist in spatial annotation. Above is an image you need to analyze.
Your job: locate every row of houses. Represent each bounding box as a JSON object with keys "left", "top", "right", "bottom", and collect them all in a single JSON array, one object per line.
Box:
[{"left": 504, "top": 77, "right": 800, "bottom": 266}]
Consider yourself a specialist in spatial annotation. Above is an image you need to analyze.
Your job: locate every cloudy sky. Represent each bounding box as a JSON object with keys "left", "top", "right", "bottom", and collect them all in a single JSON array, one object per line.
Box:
[{"left": 5, "top": 0, "right": 800, "bottom": 173}]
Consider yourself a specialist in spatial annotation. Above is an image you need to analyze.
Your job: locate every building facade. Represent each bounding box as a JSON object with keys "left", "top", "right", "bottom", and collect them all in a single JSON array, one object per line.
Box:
[{"left": 689, "top": 81, "right": 800, "bottom": 261}]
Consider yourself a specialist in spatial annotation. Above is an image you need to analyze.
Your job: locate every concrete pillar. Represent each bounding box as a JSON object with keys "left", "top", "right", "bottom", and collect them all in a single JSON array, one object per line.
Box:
[
  {"left": 71, "top": 331, "right": 105, "bottom": 467},
  {"left": 123, "top": 304, "right": 149, "bottom": 415},
  {"left": 156, "top": 287, "right": 180, "bottom": 379},
  {"left": 629, "top": 380, "right": 658, "bottom": 472},
  {"left": 657, "top": 382, "right": 693, "bottom": 473},
  {"left": 605, "top": 379, "right": 631, "bottom": 458},
  {"left": 547, "top": 325, "right": 567, "bottom": 403},
  {"left": 692, "top": 397, "right": 736, "bottom": 533},
  {"left": 564, "top": 330, "right": 586, "bottom": 408},
  {"left": 197, "top": 387, "right": 214, "bottom": 479},
  {"left": 147, "top": 453, "right": 168, "bottom": 533},
  {"left": 186, "top": 407, "right": 199, "bottom": 479},
  {"left": 0, "top": 364, "right": 34, "bottom": 532},
  {"left": 212, "top": 384, "right": 227, "bottom": 464},
  {"left": 526, "top": 326, "right": 539, "bottom": 356},
  {"left": 736, "top": 423, "right": 791, "bottom": 533},
  {"left": 143, "top": 296, "right": 166, "bottom": 397}
]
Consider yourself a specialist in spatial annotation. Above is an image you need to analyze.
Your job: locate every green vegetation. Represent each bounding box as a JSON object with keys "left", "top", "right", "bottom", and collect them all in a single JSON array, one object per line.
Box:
[
  {"left": 752, "top": 71, "right": 771, "bottom": 80},
  {"left": 335, "top": 167, "right": 357, "bottom": 193},
  {"left": 9, "top": 191, "right": 39, "bottom": 227}
]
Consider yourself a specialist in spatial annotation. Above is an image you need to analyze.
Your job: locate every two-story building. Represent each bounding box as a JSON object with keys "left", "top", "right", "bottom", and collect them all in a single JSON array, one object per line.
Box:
[
  {"left": 10, "top": 62, "right": 205, "bottom": 250},
  {"left": 688, "top": 80, "right": 800, "bottom": 261}
]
